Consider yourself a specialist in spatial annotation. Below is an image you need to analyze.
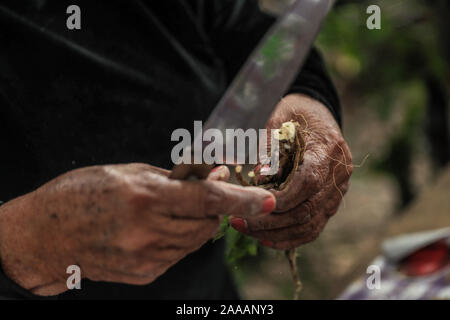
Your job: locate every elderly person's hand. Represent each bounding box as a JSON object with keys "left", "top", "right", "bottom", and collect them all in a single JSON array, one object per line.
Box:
[
  {"left": 230, "top": 94, "right": 352, "bottom": 250},
  {"left": 0, "top": 163, "right": 275, "bottom": 296}
]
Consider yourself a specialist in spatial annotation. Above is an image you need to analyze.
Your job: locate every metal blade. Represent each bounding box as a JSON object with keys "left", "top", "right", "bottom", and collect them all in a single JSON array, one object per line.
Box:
[
  {"left": 170, "top": 0, "right": 333, "bottom": 179},
  {"left": 203, "top": 0, "right": 333, "bottom": 133}
]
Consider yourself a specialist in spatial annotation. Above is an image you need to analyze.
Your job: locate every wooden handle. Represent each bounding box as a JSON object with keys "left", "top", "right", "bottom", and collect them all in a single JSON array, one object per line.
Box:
[{"left": 169, "top": 163, "right": 215, "bottom": 180}]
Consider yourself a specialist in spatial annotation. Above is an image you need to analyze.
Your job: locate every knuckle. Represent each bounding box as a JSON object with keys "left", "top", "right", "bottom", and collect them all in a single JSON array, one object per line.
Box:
[
  {"left": 326, "top": 206, "right": 339, "bottom": 217},
  {"left": 111, "top": 178, "right": 152, "bottom": 213},
  {"left": 340, "top": 181, "right": 350, "bottom": 195},
  {"left": 177, "top": 182, "right": 207, "bottom": 216},
  {"left": 121, "top": 189, "right": 152, "bottom": 216},
  {"left": 291, "top": 203, "right": 312, "bottom": 225},
  {"left": 310, "top": 170, "right": 324, "bottom": 193},
  {"left": 203, "top": 184, "right": 234, "bottom": 216},
  {"left": 311, "top": 217, "right": 327, "bottom": 240},
  {"left": 115, "top": 234, "right": 147, "bottom": 252},
  {"left": 325, "top": 190, "right": 345, "bottom": 217},
  {"left": 196, "top": 183, "right": 207, "bottom": 211},
  {"left": 336, "top": 135, "right": 346, "bottom": 148},
  {"left": 306, "top": 218, "right": 318, "bottom": 237},
  {"left": 199, "top": 182, "right": 222, "bottom": 215},
  {"left": 302, "top": 200, "right": 314, "bottom": 217}
]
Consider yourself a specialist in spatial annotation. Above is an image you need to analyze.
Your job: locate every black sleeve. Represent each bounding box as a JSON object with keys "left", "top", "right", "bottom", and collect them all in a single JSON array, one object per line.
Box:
[{"left": 197, "top": 0, "right": 342, "bottom": 126}]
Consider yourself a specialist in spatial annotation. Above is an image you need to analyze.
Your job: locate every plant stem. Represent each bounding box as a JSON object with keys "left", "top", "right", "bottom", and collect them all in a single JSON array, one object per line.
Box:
[{"left": 285, "top": 249, "right": 302, "bottom": 300}]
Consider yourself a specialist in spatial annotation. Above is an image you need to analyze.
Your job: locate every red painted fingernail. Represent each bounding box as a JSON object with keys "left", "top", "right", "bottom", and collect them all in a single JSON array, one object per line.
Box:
[
  {"left": 260, "top": 240, "right": 274, "bottom": 247},
  {"left": 230, "top": 218, "right": 248, "bottom": 234},
  {"left": 262, "top": 196, "right": 276, "bottom": 214}
]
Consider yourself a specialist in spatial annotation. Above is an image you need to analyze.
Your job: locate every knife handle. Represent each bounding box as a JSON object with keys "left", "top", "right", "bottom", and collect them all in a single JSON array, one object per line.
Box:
[{"left": 169, "top": 163, "right": 215, "bottom": 180}]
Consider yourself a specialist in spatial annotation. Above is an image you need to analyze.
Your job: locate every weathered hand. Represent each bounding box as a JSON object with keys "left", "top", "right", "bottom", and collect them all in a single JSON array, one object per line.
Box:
[
  {"left": 230, "top": 94, "right": 353, "bottom": 250},
  {"left": 0, "top": 163, "right": 275, "bottom": 295}
]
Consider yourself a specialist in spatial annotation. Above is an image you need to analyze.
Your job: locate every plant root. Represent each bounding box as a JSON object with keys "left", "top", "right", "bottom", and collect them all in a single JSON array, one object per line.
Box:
[
  {"left": 235, "top": 120, "right": 306, "bottom": 191},
  {"left": 286, "top": 249, "right": 302, "bottom": 300},
  {"left": 235, "top": 120, "right": 306, "bottom": 300}
]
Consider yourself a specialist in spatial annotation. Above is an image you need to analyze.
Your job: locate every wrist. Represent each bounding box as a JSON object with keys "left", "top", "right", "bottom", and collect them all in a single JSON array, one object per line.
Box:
[
  {"left": 0, "top": 193, "right": 65, "bottom": 296},
  {"left": 282, "top": 93, "right": 340, "bottom": 131}
]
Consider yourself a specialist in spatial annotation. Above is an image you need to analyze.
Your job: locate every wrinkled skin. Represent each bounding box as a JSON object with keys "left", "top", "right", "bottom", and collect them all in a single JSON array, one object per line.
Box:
[
  {"left": 230, "top": 94, "right": 353, "bottom": 250},
  {"left": 0, "top": 93, "right": 351, "bottom": 296},
  {"left": 0, "top": 164, "right": 275, "bottom": 296}
]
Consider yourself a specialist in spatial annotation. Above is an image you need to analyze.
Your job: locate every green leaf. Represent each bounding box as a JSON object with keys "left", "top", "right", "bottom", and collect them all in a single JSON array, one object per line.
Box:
[
  {"left": 213, "top": 215, "right": 260, "bottom": 263},
  {"left": 213, "top": 216, "right": 229, "bottom": 242},
  {"left": 225, "top": 228, "right": 259, "bottom": 264}
]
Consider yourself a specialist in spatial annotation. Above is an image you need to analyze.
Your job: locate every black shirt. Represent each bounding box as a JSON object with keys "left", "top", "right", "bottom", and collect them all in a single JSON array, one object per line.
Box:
[{"left": 0, "top": 0, "right": 340, "bottom": 299}]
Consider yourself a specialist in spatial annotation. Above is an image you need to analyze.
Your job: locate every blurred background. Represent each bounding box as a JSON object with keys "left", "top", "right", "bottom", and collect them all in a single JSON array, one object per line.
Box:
[{"left": 226, "top": 0, "right": 450, "bottom": 299}]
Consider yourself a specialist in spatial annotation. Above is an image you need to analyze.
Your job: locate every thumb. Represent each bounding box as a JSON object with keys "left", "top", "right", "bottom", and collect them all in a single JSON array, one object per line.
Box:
[{"left": 167, "top": 179, "right": 276, "bottom": 219}]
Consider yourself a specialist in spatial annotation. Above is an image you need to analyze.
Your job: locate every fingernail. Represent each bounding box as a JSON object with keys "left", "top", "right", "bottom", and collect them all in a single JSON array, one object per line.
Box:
[
  {"left": 260, "top": 240, "right": 273, "bottom": 247},
  {"left": 230, "top": 218, "right": 248, "bottom": 234},
  {"left": 260, "top": 164, "right": 271, "bottom": 174},
  {"left": 262, "top": 196, "right": 276, "bottom": 214},
  {"left": 211, "top": 166, "right": 221, "bottom": 173}
]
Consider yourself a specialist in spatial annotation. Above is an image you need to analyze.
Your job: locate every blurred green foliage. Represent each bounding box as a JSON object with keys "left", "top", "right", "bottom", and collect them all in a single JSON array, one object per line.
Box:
[
  {"left": 215, "top": 216, "right": 259, "bottom": 264},
  {"left": 317, "top": 0, "right": 447, "bottom": 120},
  {"left": 317, "top": 0, "right": 449, "bottom": 207}
]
